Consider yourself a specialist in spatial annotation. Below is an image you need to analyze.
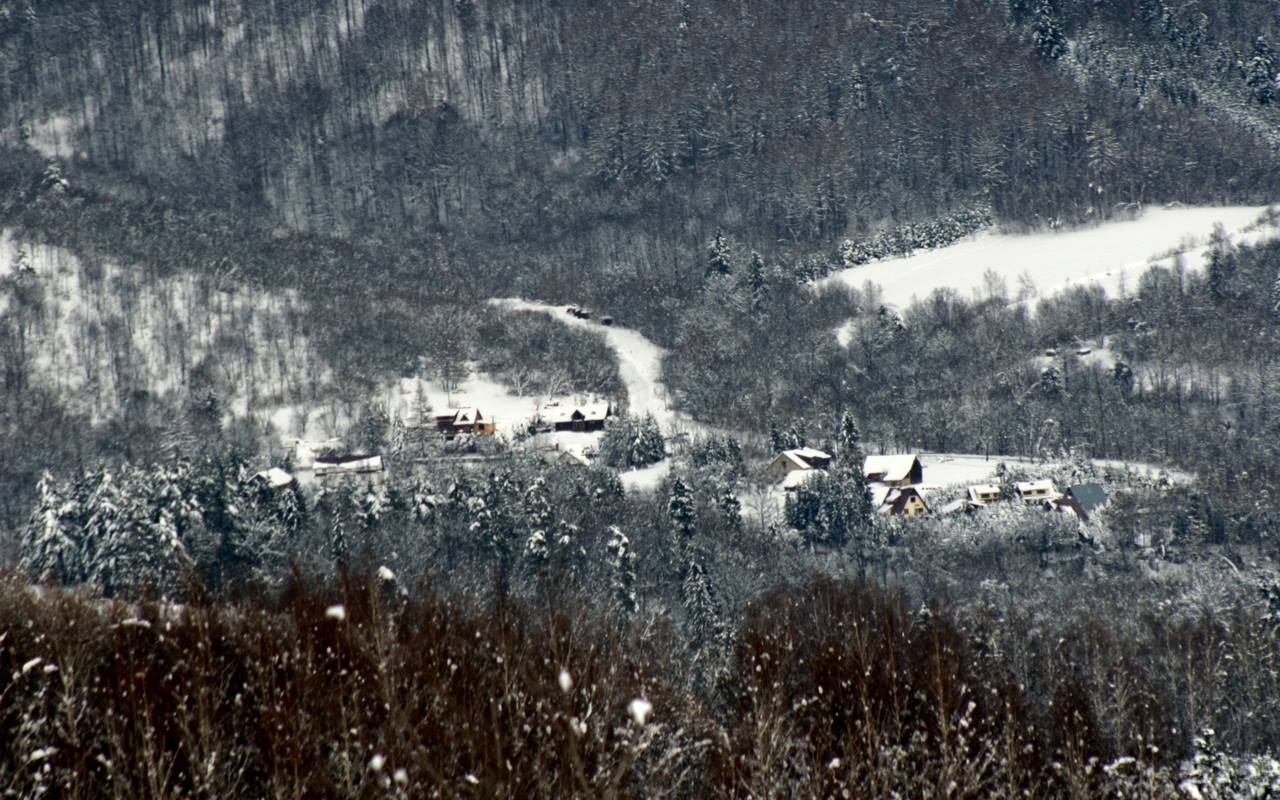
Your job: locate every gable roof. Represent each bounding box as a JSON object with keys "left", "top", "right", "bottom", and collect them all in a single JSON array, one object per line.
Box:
[
  {"left": 876, "top": 486, "right": 929, "bottom": 514},
  {"left": 791, "top": 447, "right": 831, "bottom": 462},
  {"left": 864, "top": 454, "right": 921, "bottom": 483},
  {"left": 1067, "top": 483, "right": 1109, "bottom": 513},
  {"left": 771, "top": 448, "right": 832, "bottom": 475}
]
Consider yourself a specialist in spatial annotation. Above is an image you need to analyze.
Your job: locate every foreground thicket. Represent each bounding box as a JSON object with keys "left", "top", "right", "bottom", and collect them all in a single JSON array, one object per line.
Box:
[{"left": 2, "top": 574, "right": 1280, "bottom": 797}]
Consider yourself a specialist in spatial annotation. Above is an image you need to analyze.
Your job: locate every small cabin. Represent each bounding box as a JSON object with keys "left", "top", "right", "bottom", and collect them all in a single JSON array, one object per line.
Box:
[
  {"left": 1015, "top": 479, "right": 1058, "bottom": 504},
  {"left": 864, "top": 454, "right": 923, "bottom": 487},
  {"left": 766, "top": 448, "right": 833, "bottom": 483}
]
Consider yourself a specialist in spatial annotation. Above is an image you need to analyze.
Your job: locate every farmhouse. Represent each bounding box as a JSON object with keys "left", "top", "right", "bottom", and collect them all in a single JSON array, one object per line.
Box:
[
  {"left": 863, "top": 454, "right": 923, "bottom": 487},
  {"left": 550, "top": 402, "right": 613, "bottom": 432},
  {"left": 1015, "top": 479, "right": 1058, "bottom": 504},
  {"left": 435, "top": 408, "right": 496, "bottom": 437},
  {"left": 767, "top": 448, "right": 833, "bottom": 483}
]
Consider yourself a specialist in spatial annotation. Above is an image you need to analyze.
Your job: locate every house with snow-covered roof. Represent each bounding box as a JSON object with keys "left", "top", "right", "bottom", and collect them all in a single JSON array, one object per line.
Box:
[
  {"left": 967, "top": 484, "right": 1001, "bottom": 505},
  {"left": 1015, "top": 479, "right": 1058, "bottom": 504},
  {"left": 435, "top": 407, "right": 496, "bottom": 437},
  {"left": 863, "top": 454, "right": 923, "bottom": 487},
  {"left": 549, "top": 402, "right": 613, "bottom": 432},
  {"left": 767, "top": 447, "right": 833, "bottom": 484}
]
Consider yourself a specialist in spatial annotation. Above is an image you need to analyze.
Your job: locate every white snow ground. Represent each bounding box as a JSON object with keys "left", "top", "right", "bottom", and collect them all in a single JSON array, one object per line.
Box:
[{"left": 821, "top": 205, "right": 1277, "bottom": 314}]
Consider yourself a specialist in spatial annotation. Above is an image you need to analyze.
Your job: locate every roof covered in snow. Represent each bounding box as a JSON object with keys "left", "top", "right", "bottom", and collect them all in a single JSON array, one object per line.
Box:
[
  {"left": 864, "top": 454, "right": 921, "bottom": 483},
  {"left": 547, "top": 402, "right": 612, "bottom": 424},
  {"left": 967, "top": 484, "right": 1000, "bottom": 502},
  {"left": 1015, "top": 479, "right": 1057, "bottom": 496},
  {"left": 782, "top": 469, "right": 821, "bottom": 490}
]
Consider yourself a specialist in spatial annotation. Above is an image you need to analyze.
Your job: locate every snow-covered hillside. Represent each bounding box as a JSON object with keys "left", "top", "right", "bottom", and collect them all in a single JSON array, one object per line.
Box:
[
  {"left": 820, "top": 205, "right": 1277, "bottom": 310},
  {"left": 0, "top": 230, "right": 324, "bottom": 427}
]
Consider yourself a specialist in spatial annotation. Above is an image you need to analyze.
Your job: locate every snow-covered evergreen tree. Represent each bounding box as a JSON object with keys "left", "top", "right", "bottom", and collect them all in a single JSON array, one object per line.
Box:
[
  {"left": 18, "top": 471, "right": 80, "bottom": 584},
  {"left": 667, "top": 477, "right": 697, "bottom": 554},
  {"left": 706, "top": 231, "right": 734, "bottom": 278},
  {"left": 606, "top": 526, "right": 638, "bottom": 616},
  {"left": 1246, "top": 37, "right": 1277, "bottom": 105},
  {"left": 1032, "top": 0, "right": 1066, "bottom": 61}
]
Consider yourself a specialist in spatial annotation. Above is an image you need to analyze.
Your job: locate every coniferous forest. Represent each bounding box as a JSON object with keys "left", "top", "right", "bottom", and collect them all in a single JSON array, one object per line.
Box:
[{"left": 2, "top": 0, "right": 1280, "bottom": 795}]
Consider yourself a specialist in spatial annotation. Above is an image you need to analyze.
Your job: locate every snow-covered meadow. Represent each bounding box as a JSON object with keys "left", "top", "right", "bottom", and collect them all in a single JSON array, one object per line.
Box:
[{"left": 823, "top": 205, "right": 1277, "bottom": 321}]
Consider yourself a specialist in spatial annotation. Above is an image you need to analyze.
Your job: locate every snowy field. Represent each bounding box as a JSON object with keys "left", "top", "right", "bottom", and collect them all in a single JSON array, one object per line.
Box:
[{"left": 823, "top": 205, "right": 1277, "bottom": 319}]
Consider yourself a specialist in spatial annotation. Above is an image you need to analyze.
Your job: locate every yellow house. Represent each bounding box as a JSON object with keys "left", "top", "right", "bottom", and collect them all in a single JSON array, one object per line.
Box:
[{"left": 874, "top": 486, "right": 930, "bottom": 517}]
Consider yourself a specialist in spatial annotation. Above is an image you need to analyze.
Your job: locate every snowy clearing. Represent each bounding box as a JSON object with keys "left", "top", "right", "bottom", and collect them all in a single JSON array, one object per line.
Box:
[
  {"left": 488, "top": 298, "right": 712, "bottom": 437},
  {"left": 821, "top": 205, "right": 1277, "bottom": 312},
  {"left": 618, "top": 459, "right": 672, "bottom": 492}
]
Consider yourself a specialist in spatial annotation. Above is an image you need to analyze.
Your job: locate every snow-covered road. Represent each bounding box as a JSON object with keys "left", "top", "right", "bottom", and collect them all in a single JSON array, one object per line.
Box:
[{"left": 819, "top": 205, "right": 1276, "bottom": 309}]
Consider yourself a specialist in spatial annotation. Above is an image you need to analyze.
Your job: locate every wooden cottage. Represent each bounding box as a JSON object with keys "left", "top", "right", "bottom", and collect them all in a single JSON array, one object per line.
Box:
[{"left": 435, "top": 408, "right": 496, "bottom": 437}]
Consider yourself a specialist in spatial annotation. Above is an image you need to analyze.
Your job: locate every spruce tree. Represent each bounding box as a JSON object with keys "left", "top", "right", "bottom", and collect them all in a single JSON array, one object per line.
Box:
[
  {"left": 606, "top": 526, "right": 638, "bottom": 616},
  {"left": 668, "top": 477, "right": 697, "bottom": 554},
  {"left": 706, "top": 231, "right": 734, "bottom": 278},
  {"left": 1032, "top": 0, "right": 1066, "bottom": 61}
]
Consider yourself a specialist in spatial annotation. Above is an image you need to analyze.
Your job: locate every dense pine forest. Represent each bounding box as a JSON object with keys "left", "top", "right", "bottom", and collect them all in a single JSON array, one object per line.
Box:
[{"left": 2, "top": 0, "right": 1280, "bottom": 795}]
